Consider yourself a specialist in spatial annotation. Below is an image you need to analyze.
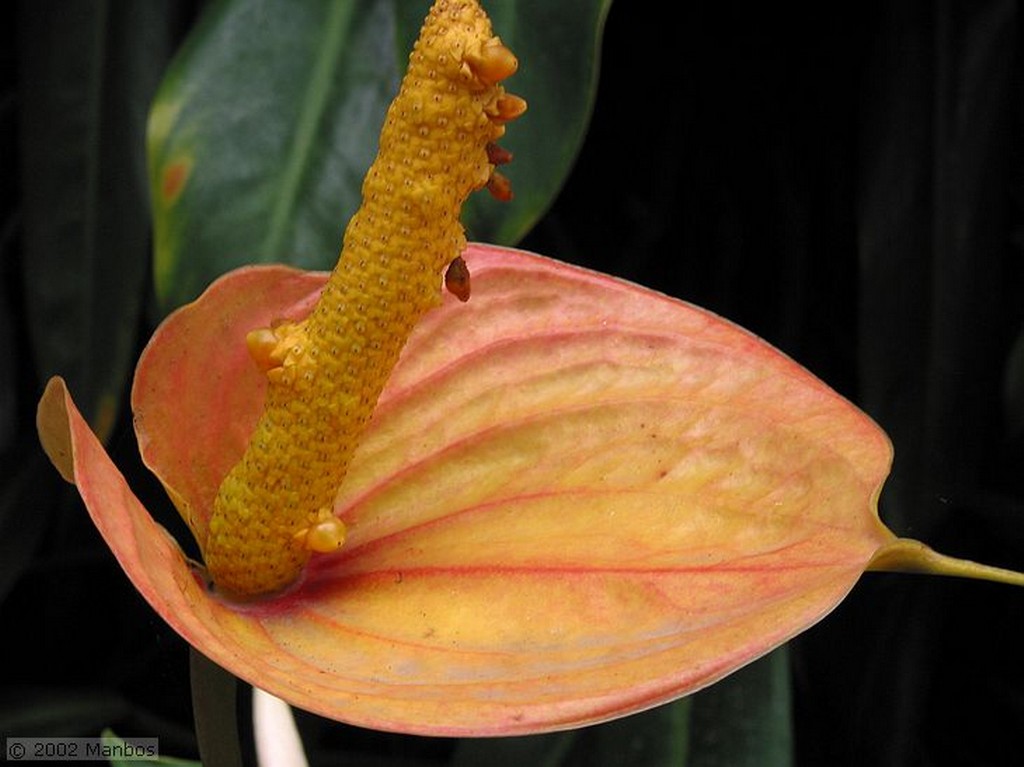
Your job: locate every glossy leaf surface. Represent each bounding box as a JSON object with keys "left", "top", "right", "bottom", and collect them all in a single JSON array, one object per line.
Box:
[
  {"left": 39, "top": 245, "right": 897, "bottom": 735},
  {"left": 148, "top": 0, "right": 610, "bottom": 312},
  {"left": 19, "top": 1, "right": 174, "bottom": 437}
]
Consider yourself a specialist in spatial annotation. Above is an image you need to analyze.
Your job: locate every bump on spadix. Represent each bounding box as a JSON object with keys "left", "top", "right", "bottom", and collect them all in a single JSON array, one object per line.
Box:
[{"left": 465, "top": 36, "right": 518, "bottom": 85}]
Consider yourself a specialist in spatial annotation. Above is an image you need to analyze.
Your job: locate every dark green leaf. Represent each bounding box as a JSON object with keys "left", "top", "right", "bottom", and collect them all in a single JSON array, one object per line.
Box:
[
  {"left": 450, "top": 731, "right": 577, "bottom": 767},
  {"left": 18, "top": 0, "right": 177, "bottom": 438},
  {"left": 585, "top": 700, "right": 689, "bottom": 767},
  {"left": 0, "top": 452, "right": 55, "bottom": 605},
  {"left": 686, "top": 648, "right": 792, "bottom": 767},
  {"left": 149, "top": 0, "right": 610, "bottom": 312},
  {"left": 449, "top": 701, "right": 688, "bottom": 767}
]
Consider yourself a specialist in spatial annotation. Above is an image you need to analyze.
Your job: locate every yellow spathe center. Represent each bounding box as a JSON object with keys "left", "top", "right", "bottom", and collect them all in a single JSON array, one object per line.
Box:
[{"left": 204, "top": 0, "right": 524, "bottom": 598}]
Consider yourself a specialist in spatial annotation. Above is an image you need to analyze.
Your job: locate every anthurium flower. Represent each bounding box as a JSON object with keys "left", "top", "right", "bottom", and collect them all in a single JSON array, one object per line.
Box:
[
  {"left": 36, "top": 243, "right": 1024, "bottom": 735},
  {"left": 35, "top": 0, "right": 1023, "bottom": 739}
]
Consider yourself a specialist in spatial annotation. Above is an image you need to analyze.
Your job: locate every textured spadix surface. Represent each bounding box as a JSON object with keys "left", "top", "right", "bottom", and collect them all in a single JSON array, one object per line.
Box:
[{"left": 39, "top": 244, "right": 895, "bottom": 735}]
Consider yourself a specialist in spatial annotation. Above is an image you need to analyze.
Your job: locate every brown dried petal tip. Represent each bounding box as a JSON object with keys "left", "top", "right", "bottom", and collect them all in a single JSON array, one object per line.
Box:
[
  {"left": 486, "top": 142, "right": 513, "bottom": 166},
  {"left": 444, "top": 256, "right": 472, "bottom": 302},
  {"left": 486, "top": 170, "right": 513, "bottom": 202}
]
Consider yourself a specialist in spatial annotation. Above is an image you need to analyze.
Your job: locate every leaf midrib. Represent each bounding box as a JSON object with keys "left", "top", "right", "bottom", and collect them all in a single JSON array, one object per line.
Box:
[{"left": 261, "top": 2, "right": 356, "bottom": 260}]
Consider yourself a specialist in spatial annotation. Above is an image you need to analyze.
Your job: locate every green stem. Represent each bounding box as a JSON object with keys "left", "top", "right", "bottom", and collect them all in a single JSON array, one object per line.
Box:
[
  {"left": 190, "top": 647, "right": 243, "bottom": 767},
  {"left": 868, "top": 538, "right": 1024, "bottom": 586}
]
